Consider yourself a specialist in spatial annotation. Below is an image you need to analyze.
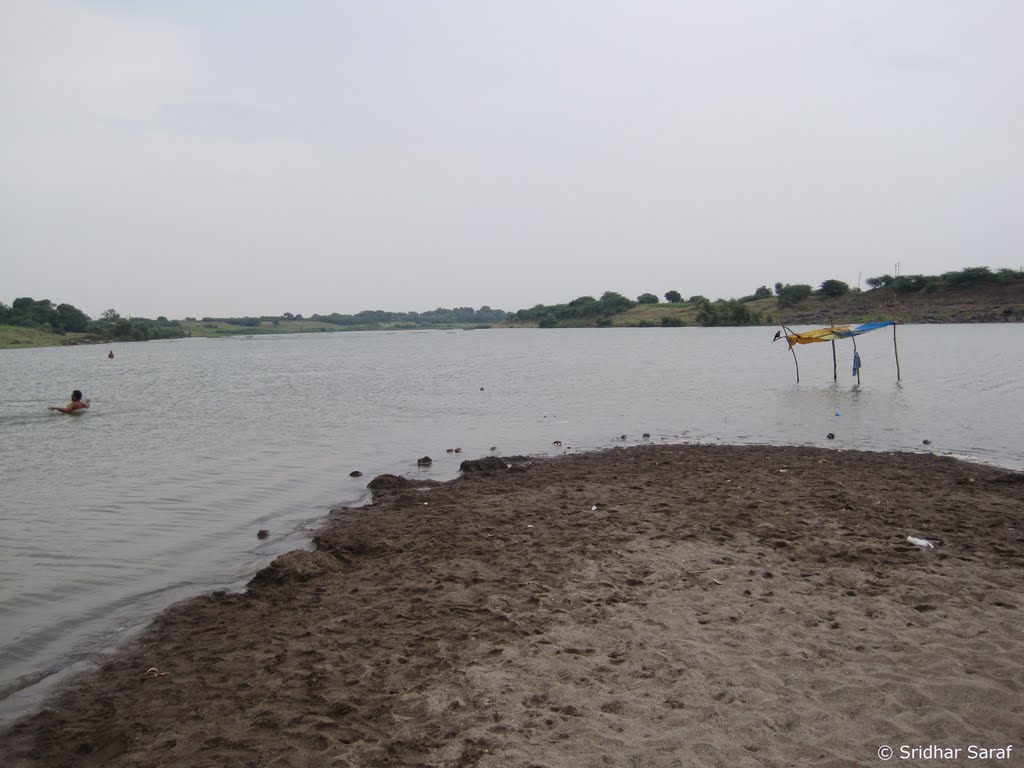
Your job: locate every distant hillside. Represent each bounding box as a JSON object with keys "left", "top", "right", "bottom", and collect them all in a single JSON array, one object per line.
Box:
[
  {"left": 506, "top": 270, "right": 1024, "bottom": 329},
  {"left": 775, "top": 279, "right": 1024, "bottom": 325}
]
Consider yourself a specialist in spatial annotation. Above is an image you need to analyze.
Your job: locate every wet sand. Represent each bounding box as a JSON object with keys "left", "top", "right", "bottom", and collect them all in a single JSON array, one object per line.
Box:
[{"left": 2, "top": 444, "right": 1022, "bottom": 767}]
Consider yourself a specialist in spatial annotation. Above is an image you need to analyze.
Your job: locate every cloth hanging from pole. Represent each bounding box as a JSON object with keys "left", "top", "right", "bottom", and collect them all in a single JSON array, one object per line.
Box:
[{"left": 775, "top": 321, "right": 894, "bottom": 347}]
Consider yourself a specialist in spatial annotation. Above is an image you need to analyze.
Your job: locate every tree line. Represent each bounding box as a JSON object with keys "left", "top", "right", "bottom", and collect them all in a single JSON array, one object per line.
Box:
[
  {"left": 4, "top": 266, "right": 1020, "bottom": 341},
  {"left": 309, "top": 305, "right": 507, "bottom": 328},
  {"left": 0, "top": 298, "right": 187, "bottom": 341}
]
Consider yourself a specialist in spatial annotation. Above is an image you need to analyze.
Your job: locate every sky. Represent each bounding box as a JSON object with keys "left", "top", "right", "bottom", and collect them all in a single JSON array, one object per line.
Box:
[{"left": 1, "top": 0, "right": 1021, "bottom": 320}]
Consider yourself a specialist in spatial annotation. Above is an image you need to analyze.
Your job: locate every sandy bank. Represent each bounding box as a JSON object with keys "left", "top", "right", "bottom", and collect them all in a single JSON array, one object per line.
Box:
[{"left": 2, "top": 444, "right": 1022, "bottom": 767}]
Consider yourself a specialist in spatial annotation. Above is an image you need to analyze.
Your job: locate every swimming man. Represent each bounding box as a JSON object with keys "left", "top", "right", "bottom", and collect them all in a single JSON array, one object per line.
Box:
[{"left": 49, "top": 390, "right": 91, "bottom": 414}]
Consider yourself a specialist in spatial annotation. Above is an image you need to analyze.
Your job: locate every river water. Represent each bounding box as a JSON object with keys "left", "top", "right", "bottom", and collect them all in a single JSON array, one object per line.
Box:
[{"left": 0, "top": 325, "right": 1021, "bottom": 718}]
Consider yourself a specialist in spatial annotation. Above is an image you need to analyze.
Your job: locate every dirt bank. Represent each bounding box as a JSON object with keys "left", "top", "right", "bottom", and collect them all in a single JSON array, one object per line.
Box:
[{"left": 3, "top": 444, "right": 1022, "bottom": 767}]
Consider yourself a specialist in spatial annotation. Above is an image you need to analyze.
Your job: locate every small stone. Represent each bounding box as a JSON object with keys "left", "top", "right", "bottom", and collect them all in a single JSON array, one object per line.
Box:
[
  {"left": 257, "top": 529, "right": 270, "bottom": 539},
  {"left": 417, "top": 456, "right": 432, "bottom": 466},
  {"left": 349, "top": 470, "right": 363, "bottom": 477},
  {"left": 826, "top": 433, "right": 835, "bottom": 440}
]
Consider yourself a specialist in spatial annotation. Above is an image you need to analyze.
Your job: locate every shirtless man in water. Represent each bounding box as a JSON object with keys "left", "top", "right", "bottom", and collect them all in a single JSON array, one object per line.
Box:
[{"left": 49, "top": 390, "right": 90, "bottom": 414}]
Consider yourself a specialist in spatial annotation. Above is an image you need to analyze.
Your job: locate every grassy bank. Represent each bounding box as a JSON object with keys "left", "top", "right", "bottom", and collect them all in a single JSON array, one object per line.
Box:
[{"left": 0, "top": 326, "right": 99, "bottom": 349}]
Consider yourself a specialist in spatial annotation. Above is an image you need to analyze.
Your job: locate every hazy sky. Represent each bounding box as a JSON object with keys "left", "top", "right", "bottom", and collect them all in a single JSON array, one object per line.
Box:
[{"left": 2, "top": 1, "right": 1021, "bottom": 319}]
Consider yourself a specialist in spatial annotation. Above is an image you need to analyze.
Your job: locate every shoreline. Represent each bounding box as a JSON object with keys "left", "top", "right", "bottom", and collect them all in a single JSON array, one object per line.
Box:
[
  {"left": 2, "top": 443, "right": 1022, "bottom": 767},
  {"left": 4, "top": 317, "right": 1024, "bottom": 352}
]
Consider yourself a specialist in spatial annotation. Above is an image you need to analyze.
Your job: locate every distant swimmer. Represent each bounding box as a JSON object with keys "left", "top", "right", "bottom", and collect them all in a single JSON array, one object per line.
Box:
[
  {"left": 108, "top": 350, "right": 114, "bottom": 359},
  {"left": 49, "top": 389, "right": 91, "bottom": 414}
]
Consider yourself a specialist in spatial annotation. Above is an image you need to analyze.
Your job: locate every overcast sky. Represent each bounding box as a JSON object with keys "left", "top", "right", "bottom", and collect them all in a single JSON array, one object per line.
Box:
[{"left": 1, "top": 1, "right": 1021, "bottom": 319}]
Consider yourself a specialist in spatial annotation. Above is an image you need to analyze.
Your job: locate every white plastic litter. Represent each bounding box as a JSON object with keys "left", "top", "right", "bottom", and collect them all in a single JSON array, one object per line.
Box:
[{"left": 907, "top": 536, "right": 935, "bottom": 549}]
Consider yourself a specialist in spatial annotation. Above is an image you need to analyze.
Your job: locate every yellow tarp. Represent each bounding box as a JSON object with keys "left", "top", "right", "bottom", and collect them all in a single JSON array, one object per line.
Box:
[{"left": 785, "top": 326, "right": 851, "bottom": 345}]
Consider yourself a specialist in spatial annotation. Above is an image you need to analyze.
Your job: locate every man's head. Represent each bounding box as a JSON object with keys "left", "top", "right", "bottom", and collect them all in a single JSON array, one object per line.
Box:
[{"left": 71, "top": 390, "right": 82, "bottom": 401}]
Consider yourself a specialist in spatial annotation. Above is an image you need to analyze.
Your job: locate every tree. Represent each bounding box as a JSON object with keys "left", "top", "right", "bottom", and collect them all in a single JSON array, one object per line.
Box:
[
  {"left": 8, "top": 298, "right": 59, "bottom": 327},
  {"left": 866, "top": 275, "right": 891, "bottom": 289},
  {"left": 818, "top": 279, "right": 850, "bottom": 297},
  {"left": 664, "top": 290, "right": 682, "bottom": 303},
  {"left": 751, "top": 286, "right": 773, "bottom": 300},
  {"left": 555, "top": 297, "right": 596, "bottom": 320},
  {"left": 777, "top": 284, "right": 813, "bottom": 308},
  {"left": 597, "top": 292, "right": 635, "bottom": 315},
  {"left": 101, "top": 308, "right": 121, "bottom": 322},
  {"left": 694, "top": 299, "right": 717, "bottom": 326},
  {"left": 538, "top": 314, "right": 559, "bottom": 328},
  {"left": 56, "top": 303, "right": 90, "bottom": 332},
  {"left": 637, "top": 293, "right": 659, "bottom": 304}
]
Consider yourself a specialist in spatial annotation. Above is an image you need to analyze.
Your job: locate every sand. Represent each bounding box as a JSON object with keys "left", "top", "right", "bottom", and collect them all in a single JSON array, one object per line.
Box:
[{"left": 2, "top": 444, "right": 1022, "bottom": 767}]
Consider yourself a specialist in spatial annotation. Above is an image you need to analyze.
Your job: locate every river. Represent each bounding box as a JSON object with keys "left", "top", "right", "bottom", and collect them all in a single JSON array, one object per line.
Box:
[{"left": 1, "top": 324, "right": 1021, "bottom": 719}]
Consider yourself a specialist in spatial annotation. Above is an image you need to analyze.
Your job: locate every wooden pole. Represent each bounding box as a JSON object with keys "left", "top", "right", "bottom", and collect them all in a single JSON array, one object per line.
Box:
[
  {"left": 892, "top": 289, "right": 902, "bottom": 382},
  {"left": 830, "top": 316, "right": 837, "bottom": 381},
  {"left": 893, "top": 323, "right": 902, "bottom": 381},
  {"left": 781, "top": 323, "right": 799, "bottom": 383}
]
